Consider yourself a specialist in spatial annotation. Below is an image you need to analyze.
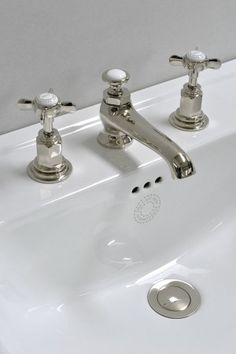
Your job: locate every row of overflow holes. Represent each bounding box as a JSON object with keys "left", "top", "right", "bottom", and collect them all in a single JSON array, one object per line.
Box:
[{"left": 131, "top": 176, "right": 162, "bottom": 194}]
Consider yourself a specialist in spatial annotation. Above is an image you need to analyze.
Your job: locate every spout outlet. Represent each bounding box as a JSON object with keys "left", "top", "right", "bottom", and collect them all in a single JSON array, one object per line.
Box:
[{"left": 172, "top": 153, "right": 195, "bottom": 179}]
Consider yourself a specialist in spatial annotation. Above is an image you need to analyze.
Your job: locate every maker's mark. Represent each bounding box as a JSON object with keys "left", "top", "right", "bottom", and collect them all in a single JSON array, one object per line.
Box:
[{"left": 134, "top": 194, "right": 161, "bottom": 224}]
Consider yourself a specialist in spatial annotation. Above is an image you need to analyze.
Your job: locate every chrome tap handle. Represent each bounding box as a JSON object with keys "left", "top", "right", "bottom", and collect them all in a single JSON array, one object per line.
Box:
[
  {"left": 169, "top": 55, "right": 184, "bottom": 66},
  {"left": 60, "top": 101, "right": 77, "bottom": 113},
  {"left": 169, "top": 50, "right": 221, "bottom": 131},
  {"left": 102, "top": 69, "right": 130, "bottom": 95},
  {"left": 17, "top": 89, "right": 75, "bottom": 183},
  {"left": 205, "top": 58, "right": 222, "bottom": 70},
  {"left": 17, "top": 98, "right": 34, "bottom": 110},
  {"left": 169, "top": 50, "right": 221, "bottom": 87},
  {"left": 18, "top": 90, "right": 76, "bottom": 134}
]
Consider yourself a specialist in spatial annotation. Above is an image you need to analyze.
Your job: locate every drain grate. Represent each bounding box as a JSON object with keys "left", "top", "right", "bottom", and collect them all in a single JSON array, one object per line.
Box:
[{"left": 147, "top": 279, "right": 201, "bottom": 319}]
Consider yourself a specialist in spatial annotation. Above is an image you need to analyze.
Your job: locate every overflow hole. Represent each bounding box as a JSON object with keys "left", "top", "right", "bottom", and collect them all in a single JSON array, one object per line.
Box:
[
  {"left": 132, "top": 186, "right": 140, "bottom": 194},
  {"left": 155, "top": 177, "right": 162, "bottom": 184}
]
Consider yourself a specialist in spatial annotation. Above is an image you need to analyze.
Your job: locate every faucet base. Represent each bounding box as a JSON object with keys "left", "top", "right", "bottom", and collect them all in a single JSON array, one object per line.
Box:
[
  {"left": 169, "top": 109, "right": 209, "bottom": 131},
  {"left": 27, "top": 157, "right": 72, "bottom": 183},
  {"left": 97, "top": 130, "right": 133, "bottom": 149}
]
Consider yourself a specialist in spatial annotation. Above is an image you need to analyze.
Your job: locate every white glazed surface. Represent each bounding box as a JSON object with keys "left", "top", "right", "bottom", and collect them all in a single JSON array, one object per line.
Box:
[
  {"left": 105, "top": 69, "right": 127, "bottom": 82},
  {"left": 186, "top": 50, "right": 206, "bottom": 62},
  {"left": 36, "top": 92, "right": 59, "bottom": 107},
  {"left": 0, "top": 60, "right": 236, "bottom": 354}
]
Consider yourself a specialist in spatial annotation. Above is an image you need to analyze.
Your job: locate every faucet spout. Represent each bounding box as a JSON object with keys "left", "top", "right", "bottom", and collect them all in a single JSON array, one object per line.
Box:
[
  {"left": 99, "top": 102, "right": 195, "bottom": 179},
  {"left": 98, "top": 68, "right": 195, "bottom": 179}
]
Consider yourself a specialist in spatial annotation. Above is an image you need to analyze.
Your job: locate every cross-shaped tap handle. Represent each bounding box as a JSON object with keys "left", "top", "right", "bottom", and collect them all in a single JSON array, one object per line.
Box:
[
  {"left": 18, "top": 89, "right": 76, "bottom": 134},
  {"left": 169, "top": 50, "right": 221, "bottom": 86}
]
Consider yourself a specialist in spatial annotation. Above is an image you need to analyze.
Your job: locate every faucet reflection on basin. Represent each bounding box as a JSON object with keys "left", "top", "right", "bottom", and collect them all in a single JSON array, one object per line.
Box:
[{"left": 97, "top": 69, "right": 195, "bottom": 179}]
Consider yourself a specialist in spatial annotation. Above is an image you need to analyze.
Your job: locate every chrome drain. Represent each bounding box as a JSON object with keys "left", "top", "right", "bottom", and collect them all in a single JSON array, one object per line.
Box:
[{"left": 147, "top": 279, "right": 201, "bottom": 319}]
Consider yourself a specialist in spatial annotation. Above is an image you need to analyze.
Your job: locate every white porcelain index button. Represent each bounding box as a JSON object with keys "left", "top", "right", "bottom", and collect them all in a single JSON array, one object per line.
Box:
[
  {"left": 36, "top": 92, "right": 59, "bottom": 107},
  {"left": 186, "top": 50, "right": 206, "bottom": 62},
  {"left": 102, "top": 69, "right": 129, "bottom": 84},
  {"left": 106, "top": 69, "right": 126, "bottom": 81}
]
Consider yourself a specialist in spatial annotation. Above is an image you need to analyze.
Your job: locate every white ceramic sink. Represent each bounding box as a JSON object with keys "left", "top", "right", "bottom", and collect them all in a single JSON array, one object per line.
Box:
[{"left": 0, "top": 60, "right": 236, "bottom": 354}]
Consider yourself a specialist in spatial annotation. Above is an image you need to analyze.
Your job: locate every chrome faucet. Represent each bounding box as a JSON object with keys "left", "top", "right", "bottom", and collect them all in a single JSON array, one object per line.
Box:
[
  {"left": 18, "top": 89, "right": 76, "bottom": 183},
  {"left": 169, "top": 50, "right": 221, "bottom": 131},
  {"left": 97, "top": 69, "right": 195, "bottom": 179}
]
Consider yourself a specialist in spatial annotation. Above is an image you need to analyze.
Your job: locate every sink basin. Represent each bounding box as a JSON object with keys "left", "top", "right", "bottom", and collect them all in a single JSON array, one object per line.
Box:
[{"left": 0, "top": 60, "right": 236, "bottom": 354}]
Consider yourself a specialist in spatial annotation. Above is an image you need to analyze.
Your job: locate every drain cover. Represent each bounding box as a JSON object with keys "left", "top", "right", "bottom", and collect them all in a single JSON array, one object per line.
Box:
[{"left": 148, "top": 279, "right": 201, "bottom": 319}]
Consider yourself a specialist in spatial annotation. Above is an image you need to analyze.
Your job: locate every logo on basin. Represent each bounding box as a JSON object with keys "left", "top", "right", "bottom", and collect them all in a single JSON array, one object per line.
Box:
[{"left": 134, "top": 194, "right": 161, "bottom": 224}]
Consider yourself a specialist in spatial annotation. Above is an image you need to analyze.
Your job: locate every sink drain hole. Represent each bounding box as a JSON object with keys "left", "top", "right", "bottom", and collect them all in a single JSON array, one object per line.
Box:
[{"left": 148, "top": 279, "right": 200, "bottom": 319}]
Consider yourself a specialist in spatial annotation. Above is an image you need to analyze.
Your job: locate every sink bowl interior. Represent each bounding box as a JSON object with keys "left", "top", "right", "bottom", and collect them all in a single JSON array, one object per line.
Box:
[{"left": 0, "top": 132, "right": 235, "bottom": 354}]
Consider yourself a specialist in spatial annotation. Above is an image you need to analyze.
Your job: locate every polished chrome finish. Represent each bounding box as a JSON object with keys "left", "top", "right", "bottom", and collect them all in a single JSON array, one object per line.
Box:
[
  {"left": 169, "top": 50, "right": 221, "bottom": 131},
  {"left": 18, "top": 90, "right": 76, "bottom": 183},
  {"left": 148, "top": 279, "right": 201, "bottom": 319},
  {"left": 27, "top": 158, "right": 72, "bottom": 184},
  {"left": 98, "top": 69, "right": 195, "bottom": 179},
  {"left": 27, "top": 129, "right": 72, "bottom": 184},
  {"left": 17, "top": 98, "right": 34, "bottom": 110}
]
